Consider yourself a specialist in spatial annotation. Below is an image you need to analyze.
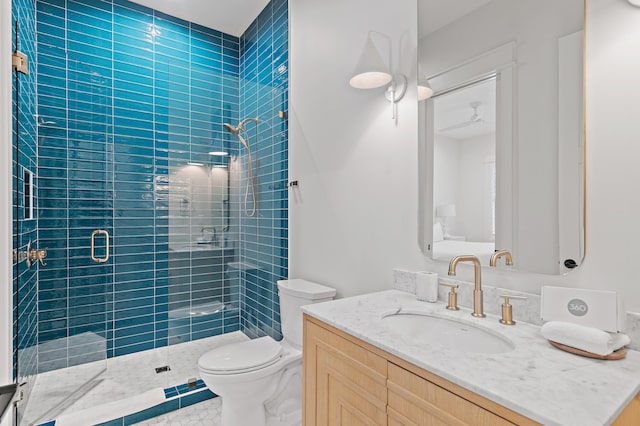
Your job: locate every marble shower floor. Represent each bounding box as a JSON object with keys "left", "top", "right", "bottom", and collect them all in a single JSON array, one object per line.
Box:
[
  {"left": 132, "top": 397, "right": 222, "bottom": 426},
  {"left": 21, "top": 332, "right": 248, "bottom": 426}
]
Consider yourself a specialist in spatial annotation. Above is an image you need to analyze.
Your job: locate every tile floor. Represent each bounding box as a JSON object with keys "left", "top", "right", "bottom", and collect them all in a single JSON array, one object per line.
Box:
[
  {"left": 21, "top": 332, "right": 247, "bottom": 425},
  {"left": 132, "top": 397, "right": 222, "bottom": 426}
]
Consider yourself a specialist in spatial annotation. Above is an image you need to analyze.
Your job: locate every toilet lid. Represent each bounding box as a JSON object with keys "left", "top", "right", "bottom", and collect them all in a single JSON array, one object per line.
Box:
[{"left": 199, "top": 336, "right": 283, "bottom": 374}]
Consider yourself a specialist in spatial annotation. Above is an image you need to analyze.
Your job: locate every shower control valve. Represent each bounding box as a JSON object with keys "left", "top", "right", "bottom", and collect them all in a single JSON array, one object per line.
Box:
[
  {"left": 21, "top": 241, "right": 47, "bottom": 268},
  {"left": 29, "top": 248, "right": 48, "bottom": 267}
]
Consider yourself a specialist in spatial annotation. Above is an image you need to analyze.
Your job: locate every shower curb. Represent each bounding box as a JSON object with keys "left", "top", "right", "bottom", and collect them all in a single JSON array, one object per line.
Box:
[{"left": 36, "top": 379, "right": 217, "bottom": 426}]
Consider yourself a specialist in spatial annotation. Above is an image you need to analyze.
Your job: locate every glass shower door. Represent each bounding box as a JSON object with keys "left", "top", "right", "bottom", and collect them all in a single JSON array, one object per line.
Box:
[
  {"left": 165, "top": 59, "right": 239, "bottom": 381},
  {"left": 19, "top": 53, "right": 111, "bottom": 425}
]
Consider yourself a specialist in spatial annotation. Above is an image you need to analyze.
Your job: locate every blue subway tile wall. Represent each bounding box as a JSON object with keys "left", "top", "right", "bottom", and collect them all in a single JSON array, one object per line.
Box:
[
  {"left": 238, "top": 0, "right": 289, "bottom": 340},
  {"left": 12, "top": 0, "right": 39, "bottom": 382},
  {"left": 35, "top": 0, "right": 244, "bottom": 371}
]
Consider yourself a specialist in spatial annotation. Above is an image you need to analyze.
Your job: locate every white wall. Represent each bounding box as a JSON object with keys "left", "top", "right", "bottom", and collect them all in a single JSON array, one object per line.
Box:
[
  {"left": 577, "top": 0, "right": 640, "bottom": 312},
  {"left": 1, "top": 0, "right": 16, "bottom": 420},
  {"left": 290, "top": 0, "right": 640, "bottom": 314},
  {"left": 457, "top": 134, "right": 495, "bottom": 241},
  {"left": 433, "top": 135, "right": 459, "bottom": 233},
  {"left": 433, "top": 133, "right": 495, "bottom": 240},
  {"left": 0, "top": 0, "right": 12, "bottom": 382},
  {"left": 558, "top": 31, "right": 585, "bottom": 273},
  {"left": 289, "top": 0, "right": 422, "bottom": 298}
]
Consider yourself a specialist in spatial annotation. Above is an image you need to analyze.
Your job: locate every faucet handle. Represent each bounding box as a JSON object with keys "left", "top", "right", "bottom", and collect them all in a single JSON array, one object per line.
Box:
[
  {"left": 498, "top": 294, "right": 527, "bottom": 325},
  {"left": 439, "top": 283, "right": 460, "bottom": 311}
]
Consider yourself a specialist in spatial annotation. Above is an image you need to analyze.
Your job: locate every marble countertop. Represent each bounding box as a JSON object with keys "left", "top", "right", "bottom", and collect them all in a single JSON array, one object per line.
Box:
[{"left": 302, "top": 290, "right": 640, "bottom": 426}]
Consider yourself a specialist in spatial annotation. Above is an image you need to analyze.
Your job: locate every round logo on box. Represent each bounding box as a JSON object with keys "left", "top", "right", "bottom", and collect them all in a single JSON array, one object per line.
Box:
[{"left": 567, "top": 298, "right": 588, "bottom": 317}]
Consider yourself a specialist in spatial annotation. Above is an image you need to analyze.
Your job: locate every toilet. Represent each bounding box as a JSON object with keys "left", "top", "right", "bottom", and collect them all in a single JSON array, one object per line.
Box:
[{"left": 198, "top": 279, "right": 336, "bottom": 426}]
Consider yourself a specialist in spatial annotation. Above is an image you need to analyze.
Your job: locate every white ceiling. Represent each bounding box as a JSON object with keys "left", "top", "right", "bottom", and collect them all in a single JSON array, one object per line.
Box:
[
  {"left": 419, "top": 0, "right": 493, "bottom": 39},
  {"left": 128, "top": 0, "right": 270, "bottom": 37},
  {"left": 434, "top": 77, "right": 496, "bottom": 140}
]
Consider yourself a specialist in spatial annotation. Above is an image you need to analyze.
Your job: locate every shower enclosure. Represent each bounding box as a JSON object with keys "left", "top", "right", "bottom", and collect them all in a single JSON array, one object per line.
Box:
[
  {"left": 11, "top": 0, "right": 289, "bottom": 424},
  {"left": 165, "top": 59, "right": 241, "bottom": 347}
]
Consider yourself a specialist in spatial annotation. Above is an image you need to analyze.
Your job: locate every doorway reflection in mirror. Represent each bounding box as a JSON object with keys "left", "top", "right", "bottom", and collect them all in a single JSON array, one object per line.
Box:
[{"left": 432, "top": 78, "right": 497, "bottom": 265}]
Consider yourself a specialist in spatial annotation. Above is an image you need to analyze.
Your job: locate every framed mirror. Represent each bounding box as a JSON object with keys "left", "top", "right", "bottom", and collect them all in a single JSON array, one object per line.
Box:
[{"left": 418, "top": 0, "right": 585, "bottom": 275}]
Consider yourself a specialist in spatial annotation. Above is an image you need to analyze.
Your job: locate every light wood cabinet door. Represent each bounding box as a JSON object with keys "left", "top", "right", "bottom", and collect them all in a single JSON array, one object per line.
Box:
[
  {"left": 387, "top": 363, "right": 514, "bottom": 426},
  {"left": 304, "top": 317, "right": 387, "bottom": 426}
]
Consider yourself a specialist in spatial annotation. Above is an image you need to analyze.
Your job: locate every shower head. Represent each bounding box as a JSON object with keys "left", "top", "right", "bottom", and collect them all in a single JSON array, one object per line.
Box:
[
  {"left": 223, "top": 123, "right": 239, "bottom": 135},
  {"left": 222, "top": 117, "right": 259, "bottom": 135},
  {"left": 221, "top": 117, "right": 260, "bottom": 217}
]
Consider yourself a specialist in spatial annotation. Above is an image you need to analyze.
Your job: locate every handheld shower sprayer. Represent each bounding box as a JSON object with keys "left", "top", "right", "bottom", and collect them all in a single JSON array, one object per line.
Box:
[
  {"left": 222, "top": 117, "right": 259, "bottom": 217},
  {"left": 222, "top": 123, "right": 238, "bottom": 135}
]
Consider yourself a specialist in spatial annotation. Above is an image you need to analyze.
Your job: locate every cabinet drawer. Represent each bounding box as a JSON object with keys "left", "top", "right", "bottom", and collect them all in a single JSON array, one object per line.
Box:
[{"left": 388, "top": 362, "right": 514, "bottom": 426}]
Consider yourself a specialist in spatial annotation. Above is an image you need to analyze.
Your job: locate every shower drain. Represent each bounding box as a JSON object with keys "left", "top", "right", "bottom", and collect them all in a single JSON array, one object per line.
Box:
[{"left": 155, "top": 365, "right": 171, "bottom": 374}]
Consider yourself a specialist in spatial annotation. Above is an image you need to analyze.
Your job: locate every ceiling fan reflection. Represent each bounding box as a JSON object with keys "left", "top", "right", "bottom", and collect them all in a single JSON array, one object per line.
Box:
[{"left": 439, "top": 101, "right": 484, "bottom": 132}]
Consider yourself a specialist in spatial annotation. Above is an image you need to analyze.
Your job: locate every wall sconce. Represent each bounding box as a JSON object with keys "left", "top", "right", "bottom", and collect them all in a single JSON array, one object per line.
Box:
[
  {"left": 349, "top": 31, "right": 407, "bottom": 120},
  {"left": 417, "top": 66, "right": 434, "bottom": 101},
  {"left": 418, "top": 81, "right": 434, "bottom": 101}
]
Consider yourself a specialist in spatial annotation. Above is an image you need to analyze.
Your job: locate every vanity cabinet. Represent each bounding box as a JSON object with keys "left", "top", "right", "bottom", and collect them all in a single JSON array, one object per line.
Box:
[
  {"left": 303, "top": 314, "right": 387, "bottom": 425},
  {"left": 387, "top": 363, "right": 512, "bottom": 426},
  {"left": 304, "top": 314, "right": 640, "bottom": 425},
  {"left": 303, "top": 292, "right": 640, "bottom": 426},
  {"left": 303, "top": 314, "right": 534, "bottom": 425}
]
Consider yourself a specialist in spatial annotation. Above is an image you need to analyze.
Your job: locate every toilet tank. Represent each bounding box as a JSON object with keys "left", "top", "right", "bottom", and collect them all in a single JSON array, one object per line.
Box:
[{"left": 277, "top": 279, "right": 336, "bottom": 349}]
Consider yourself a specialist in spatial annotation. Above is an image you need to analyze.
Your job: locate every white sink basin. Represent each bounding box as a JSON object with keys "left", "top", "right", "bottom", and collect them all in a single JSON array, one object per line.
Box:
[{"left": 382, "top": 311, "right": 514, "bottom": 354}]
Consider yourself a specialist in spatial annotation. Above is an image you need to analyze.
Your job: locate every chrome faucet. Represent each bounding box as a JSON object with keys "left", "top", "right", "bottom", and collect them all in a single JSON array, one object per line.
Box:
[
  {"left": 448, "top": 255, "right": 485, "bottom": 318},
  {"left": 200, "top": 226, "right": 217, "bottom": 244},
  {"left": 490, "top": 250, "right": 513, "bottom": 267}
]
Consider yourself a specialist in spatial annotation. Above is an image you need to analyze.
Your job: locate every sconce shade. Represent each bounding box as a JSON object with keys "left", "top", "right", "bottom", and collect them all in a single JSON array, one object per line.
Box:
[
  {"left": 349, "top": 37, "right": 392, "bottom": 89},
  {"left": 417, "top": 65, "right": 434, "bottom": 101},
  {"left": 418, "top": 83, "right": 434, "bottom": 101},
  {"left": 436, "top": 204, "right": 456, "bottom": 218}
]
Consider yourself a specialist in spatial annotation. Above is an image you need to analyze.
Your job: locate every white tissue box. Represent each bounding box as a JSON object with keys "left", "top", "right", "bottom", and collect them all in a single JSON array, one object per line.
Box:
[{"left": 541, "top": 286, "right": 619, "bottom": 332}]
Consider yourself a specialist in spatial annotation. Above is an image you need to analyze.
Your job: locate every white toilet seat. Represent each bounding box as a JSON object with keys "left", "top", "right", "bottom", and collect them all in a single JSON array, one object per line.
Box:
[
  {"left": 198, "top": 336, "right": 283, "bottom": 375},
  {"left": 197, "top": 279, "right": 336, "bottom": 426}
]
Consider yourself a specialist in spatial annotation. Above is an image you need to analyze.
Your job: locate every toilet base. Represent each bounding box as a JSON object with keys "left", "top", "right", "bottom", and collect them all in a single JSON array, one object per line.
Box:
[
  {"left": 220, "top": 395, "right": 270, "bottom": 426},
  {"left": 219, "top": 399, "right": 301, "bottom": 426},
  {"left": 203, "top": 357, "right": 302, "bottom": 426},
  {"left": 265, "top": 365, "right": 302, "bottom": 425},
  {"left": 266, "top": 406, "right": 301, "bottom": 426}
]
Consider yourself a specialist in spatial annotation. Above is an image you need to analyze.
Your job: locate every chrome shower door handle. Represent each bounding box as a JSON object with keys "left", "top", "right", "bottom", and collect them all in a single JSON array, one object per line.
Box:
[{"left": 90, "top": 230, "right": 110, "bottom": 263}]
